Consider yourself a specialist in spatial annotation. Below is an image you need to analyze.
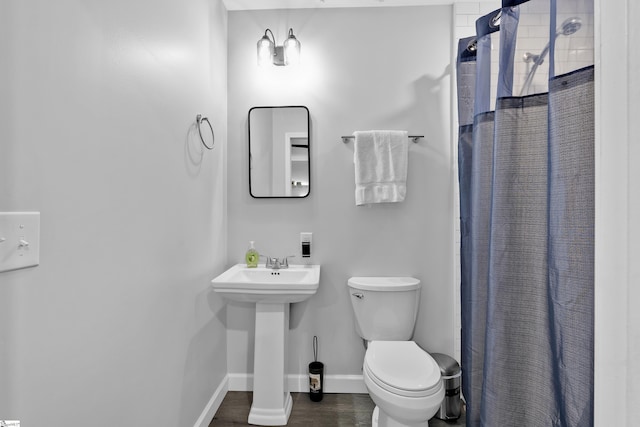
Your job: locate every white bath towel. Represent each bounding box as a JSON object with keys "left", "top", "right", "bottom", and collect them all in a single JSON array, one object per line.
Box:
[{"left": 353, "top": 130, "right": 409, "bottom": 205}]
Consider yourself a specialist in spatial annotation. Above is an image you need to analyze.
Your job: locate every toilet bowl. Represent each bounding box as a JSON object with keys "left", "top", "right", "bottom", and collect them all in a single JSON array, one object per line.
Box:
[
  {"left": 363, "top": 341, "right": 444, "bottom": 427},
  {"left": 347, "top": 277, "right": 445, "bottom": 427}
]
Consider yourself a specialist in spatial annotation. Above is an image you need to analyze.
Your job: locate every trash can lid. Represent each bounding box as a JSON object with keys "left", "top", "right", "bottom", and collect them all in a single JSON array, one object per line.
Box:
[{"left": 431, "top": 353, "right": 461, "bottom": 377}]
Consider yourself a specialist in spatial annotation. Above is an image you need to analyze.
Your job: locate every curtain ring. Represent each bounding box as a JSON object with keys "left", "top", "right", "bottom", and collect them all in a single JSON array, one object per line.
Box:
[
  {"left": 196, "top": 114, "right": 214, "bottom": 150},
  {"left": 467, "top": 38, "right": 478, "bottom": 52}
]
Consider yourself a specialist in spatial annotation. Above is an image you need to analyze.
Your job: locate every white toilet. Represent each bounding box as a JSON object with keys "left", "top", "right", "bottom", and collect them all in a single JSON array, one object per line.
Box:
[{"left": 347, "top": 277, "right": 445, "bottom": 427}]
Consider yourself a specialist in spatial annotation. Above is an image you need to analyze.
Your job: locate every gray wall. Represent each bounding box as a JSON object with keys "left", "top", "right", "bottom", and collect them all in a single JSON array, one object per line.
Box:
[
  {"left": 0, "top": 0, "right": 228, "bottom": 425},
  {"left": 226, "top": 6, "right": 455, "bottom": 378}
]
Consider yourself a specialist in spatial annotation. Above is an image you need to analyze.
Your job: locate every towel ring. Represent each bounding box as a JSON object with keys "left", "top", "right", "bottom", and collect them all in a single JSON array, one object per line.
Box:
[{"left": 196, "top": 114, "right": 214, "bottom": 150}]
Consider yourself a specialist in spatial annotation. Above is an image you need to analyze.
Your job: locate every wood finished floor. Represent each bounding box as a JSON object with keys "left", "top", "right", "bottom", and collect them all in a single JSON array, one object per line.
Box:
[{"left": 209, "top": 392, "right": 466, "bottom": 427}]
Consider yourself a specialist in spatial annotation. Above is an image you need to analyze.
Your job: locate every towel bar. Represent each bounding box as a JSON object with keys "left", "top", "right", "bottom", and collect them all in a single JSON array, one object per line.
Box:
[{"left": 341, "top": 135, "right": 423, "bottom": 143}]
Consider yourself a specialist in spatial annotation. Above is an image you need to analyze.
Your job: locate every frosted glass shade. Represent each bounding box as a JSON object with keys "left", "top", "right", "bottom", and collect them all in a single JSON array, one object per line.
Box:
[
  {"left": 283, "top": 34, "right": 301, "bottom": 66},
  {"left": 257, "top": 35, "right": 274, "bottom": 66}
]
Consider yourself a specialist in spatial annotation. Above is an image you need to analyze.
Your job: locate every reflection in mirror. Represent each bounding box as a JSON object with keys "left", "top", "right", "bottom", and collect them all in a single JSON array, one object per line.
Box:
[{"left": 249, "top": 106, "right": 310, "bottom": 198}]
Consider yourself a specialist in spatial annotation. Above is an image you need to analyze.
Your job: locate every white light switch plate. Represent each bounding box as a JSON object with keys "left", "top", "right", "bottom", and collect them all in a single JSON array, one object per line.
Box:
[{"left": 0, "top": 212, "right": 41, "bottom": 273}]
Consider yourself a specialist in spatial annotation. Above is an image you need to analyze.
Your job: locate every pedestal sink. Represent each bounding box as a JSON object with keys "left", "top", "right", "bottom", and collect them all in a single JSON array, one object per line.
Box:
[{"left": 211, "top": 263, "right": 321, "bottom": 426}]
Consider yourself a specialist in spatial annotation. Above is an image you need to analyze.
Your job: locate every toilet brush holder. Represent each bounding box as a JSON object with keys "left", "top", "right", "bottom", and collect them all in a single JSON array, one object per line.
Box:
[{"left": 308, "top": 336, "right": 324, "bottom": 402}]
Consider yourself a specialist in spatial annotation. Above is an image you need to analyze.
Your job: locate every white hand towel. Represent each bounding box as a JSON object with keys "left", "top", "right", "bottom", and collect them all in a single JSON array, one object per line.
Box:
[{"left": 353, "top": 130, "right": 409, "bottom": 206}]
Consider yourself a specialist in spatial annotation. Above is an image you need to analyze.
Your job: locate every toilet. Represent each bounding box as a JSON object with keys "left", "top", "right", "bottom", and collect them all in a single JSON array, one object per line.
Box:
[{"left": 347, "top": 277, "right": 445, "bottom": 427}]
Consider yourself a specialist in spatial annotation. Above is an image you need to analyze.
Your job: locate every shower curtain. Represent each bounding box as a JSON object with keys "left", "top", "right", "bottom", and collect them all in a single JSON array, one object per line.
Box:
[{"left": 457, "top": 1, "right": 594, "bottom": 426}]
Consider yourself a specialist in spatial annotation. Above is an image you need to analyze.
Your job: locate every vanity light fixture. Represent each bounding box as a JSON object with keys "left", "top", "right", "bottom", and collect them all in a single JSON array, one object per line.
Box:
[{"left": 257, "top": 28, "right": 301, "bottom": 66}]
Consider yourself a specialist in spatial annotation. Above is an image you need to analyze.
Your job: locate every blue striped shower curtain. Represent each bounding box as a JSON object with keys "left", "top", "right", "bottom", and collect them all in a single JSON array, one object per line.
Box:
[{"left": 456, "top": 1, "right": 594, "bottom": 426}]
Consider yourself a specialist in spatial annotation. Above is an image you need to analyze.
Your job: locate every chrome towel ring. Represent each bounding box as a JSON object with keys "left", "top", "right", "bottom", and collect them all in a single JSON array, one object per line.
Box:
[{"left": 196, "top": 114, "right": 214, "bottom": 150}]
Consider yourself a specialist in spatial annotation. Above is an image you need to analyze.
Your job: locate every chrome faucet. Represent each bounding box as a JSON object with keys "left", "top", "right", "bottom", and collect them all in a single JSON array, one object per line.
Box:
[
  {"left": 264, "top": 255, "right": 296, "bottom": 270},
  {"left": 265, "top": 257, "right": 281, "bottom": 269}
]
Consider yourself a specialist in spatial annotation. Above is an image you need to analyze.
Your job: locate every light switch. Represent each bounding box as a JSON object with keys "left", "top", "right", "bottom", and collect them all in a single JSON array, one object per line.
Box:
[{"left": 0, "top": 212, "right": 40, "bottom": 273}]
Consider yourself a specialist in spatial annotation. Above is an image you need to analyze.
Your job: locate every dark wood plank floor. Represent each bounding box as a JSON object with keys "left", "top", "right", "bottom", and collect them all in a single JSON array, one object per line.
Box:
[{"left": 209, "top": 392, "right": 466, "bottom": 426}]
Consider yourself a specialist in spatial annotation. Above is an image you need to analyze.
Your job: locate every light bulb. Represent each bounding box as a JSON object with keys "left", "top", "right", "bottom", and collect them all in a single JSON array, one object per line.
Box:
[
  {"left": 257, "top": 34, "right": 274, "bottom": 66},
  {"left": 283, "top": 29, "right": 301, "bottom": 66}
]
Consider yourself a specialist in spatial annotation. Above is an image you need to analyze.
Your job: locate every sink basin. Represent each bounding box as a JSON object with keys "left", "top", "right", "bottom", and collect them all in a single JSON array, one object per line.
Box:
[{"left": 211, "top": 263, "right": 320, "bottom": 303}]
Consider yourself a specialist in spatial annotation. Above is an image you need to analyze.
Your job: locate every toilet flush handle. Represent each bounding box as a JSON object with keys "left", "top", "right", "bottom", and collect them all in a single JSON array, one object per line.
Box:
[{"left": 352, "top": 292, "right": 364, "bottom": 300}]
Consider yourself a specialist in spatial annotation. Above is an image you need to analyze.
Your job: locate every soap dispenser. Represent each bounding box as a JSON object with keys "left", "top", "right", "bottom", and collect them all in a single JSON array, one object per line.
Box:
[{"left": 245, "top": 241, "right": 259, "bottom": 268}]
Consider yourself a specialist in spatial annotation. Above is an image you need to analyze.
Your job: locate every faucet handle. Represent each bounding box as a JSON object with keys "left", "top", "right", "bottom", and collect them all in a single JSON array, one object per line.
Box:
[
  {"left": 263, "top": 255, "right": 273, "bottom": 268},
  {"left": 281, "top": 255, "right": 296, "bottom": 268}
]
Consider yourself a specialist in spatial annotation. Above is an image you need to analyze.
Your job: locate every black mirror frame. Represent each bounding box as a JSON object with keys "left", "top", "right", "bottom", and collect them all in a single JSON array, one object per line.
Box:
[{"left": 248, "top": 105, "right": 311, "bottom": 199}]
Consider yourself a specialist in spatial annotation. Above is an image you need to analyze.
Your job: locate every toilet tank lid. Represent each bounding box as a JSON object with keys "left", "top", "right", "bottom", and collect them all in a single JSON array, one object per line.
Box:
[{"left": 347, "top": 277, "right": 420, "bottom": 291}]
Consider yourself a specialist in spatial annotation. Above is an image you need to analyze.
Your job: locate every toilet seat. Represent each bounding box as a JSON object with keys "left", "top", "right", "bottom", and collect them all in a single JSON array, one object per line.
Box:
[{"left": 364, "top": 341, "right": 442, "bottom": 398}]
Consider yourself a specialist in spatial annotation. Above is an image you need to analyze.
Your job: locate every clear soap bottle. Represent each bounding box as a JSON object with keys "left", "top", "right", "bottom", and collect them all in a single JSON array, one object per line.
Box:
[{"left": 245, "top": 241, "right": 259, "bottom": 268}]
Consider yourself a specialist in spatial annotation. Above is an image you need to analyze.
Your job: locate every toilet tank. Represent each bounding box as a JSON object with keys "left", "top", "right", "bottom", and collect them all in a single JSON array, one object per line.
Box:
[{"left": 347, "top": 277, "right": 421, "bottom": 341}]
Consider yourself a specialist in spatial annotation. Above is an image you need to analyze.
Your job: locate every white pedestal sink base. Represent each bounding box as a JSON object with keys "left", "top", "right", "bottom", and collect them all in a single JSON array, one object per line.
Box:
[
  {"left": 211, "top": 265, "right": 321, "bottom": 426},
  {"left": 248, "top": 302, "right": 292, "bottom": 426},
  {"left": 248, "top": 393, "right": 293, "bottom": 426}
]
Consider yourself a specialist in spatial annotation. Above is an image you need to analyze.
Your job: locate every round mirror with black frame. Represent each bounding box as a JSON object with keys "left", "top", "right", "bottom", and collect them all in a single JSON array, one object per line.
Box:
[{"left": 248, "top": 105, "right": 310, "bottom": 198}]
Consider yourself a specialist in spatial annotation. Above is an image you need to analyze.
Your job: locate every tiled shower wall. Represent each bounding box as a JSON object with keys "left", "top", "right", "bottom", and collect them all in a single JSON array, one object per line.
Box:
[
  {"left": 515, "top": 1, "right": 595, "bottom": 94},
  {"left": 451, "top": 1, "right": 594, "bottom": 363}
]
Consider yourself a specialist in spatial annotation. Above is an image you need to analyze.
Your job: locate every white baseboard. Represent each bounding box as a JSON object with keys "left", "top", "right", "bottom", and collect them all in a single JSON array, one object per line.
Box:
[
  {"left": 228, "top": 373, "right": 367, "bottom": 394},
  {"left": 227, "top": 372, "right": 253, "bottom": 391},
  {"left": 193, "top": 375, "right": 229, "bottom": 427},
  {"left": 197, "top": 373, "right": 367, "bottom": 426}
]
